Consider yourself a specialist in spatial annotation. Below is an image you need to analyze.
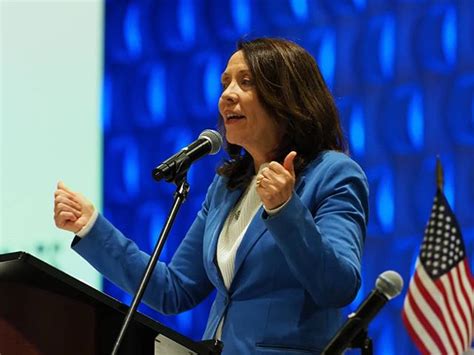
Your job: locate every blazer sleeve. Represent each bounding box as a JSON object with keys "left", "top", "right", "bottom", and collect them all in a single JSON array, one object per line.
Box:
[
  {"left": 72, "top": 177, "right": 219, "bottom": 315},
  {"left": 263, "top": 156, "right": 369, "bottom": 308}
]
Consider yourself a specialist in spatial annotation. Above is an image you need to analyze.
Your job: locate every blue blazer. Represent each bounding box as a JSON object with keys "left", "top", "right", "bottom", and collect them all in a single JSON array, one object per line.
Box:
[{"left": 73, "top": 151, "right": 369, "bottom": 354}]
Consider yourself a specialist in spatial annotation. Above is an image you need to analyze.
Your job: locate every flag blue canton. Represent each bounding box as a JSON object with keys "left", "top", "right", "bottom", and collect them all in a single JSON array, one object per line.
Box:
[{"left": 420, "top": 190, "right": 466, "bottom": 279}]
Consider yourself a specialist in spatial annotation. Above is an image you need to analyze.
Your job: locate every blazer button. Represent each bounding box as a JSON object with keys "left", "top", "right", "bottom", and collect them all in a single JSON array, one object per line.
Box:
[{"left": 224, "top": 297, "right": 229, "bottom": 306}]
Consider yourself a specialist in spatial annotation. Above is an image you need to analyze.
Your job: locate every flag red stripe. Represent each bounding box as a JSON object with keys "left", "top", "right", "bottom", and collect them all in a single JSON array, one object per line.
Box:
[
  {"left": 459, "top": 260, "right": 474, "bottom": 343},
  {"left": 402, "top": 307, "right": 431, "bottom": 355},
  {"left": 448, "top": 269, "right": 470, "bottom": 349},
  {"left": 405, "top": 289, "right": 447, "bottom": 354},
  {"left": 451, "top": 265, "right": 471, "bottom": 348},
  {"left": 456, "top": 261, "right": 473, "bottom": 313},
  {"left": 459, "top": 260, "right": 474, "bottom": 316},
  {"left": 414, "top": 271, "right": 458, "bottom": 352},
  {"left": 435, "top": 273, "right": 467, "bottom": 352}
]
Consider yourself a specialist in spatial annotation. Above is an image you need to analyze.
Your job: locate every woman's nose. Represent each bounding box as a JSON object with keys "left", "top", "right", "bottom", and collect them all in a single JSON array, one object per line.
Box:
[{"left": 221, "top": 83, "right": 238, "bottom": 103}]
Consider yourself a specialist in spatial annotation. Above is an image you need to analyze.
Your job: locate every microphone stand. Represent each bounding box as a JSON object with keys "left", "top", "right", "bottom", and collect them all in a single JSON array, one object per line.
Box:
[
  {"left": 322, "top": 317, "right": 373, "bottom": 355},
  {"left": 111, "top": 176, "right": 190, "bottom": 355},
  {"left": 349, "top": 329, "right": 373, "bottom": 355}
]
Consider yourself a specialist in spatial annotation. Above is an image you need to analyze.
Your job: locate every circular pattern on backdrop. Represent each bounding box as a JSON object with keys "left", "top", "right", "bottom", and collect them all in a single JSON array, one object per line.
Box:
[{"left": 102, "top": 1, "right": 474, "bottom": 352}]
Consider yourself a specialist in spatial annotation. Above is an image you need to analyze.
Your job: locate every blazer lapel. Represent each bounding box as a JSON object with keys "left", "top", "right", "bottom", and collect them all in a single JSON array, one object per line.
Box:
[
  {"left": 295, "top": 174, "right": 306, "bottom": 194},
  {"left": 232, "top": 208, "right": 267, "bottom": 281},
  {"left": 207, "top": 187, "right": 243, "bottom": 290},
  {"left": 232, "top": 174, "right": 307, "bottom": 285},
  {"left": 208, "top": 173, "right": 307, "bottom": 291}
]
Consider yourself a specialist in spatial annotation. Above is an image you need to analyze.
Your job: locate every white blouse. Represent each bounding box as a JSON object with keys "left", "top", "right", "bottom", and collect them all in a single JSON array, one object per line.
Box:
[
  {"left": 216, "top": 174, "right": 263, "bottom": 290},
  {"left": 214, "top": 173, "right": 263, "bottom": 339}
]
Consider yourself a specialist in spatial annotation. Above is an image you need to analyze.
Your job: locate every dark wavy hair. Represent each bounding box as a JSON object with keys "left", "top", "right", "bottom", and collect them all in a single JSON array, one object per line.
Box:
[{"left": 217, "top": 38, "right": 347, "bottom": 190}]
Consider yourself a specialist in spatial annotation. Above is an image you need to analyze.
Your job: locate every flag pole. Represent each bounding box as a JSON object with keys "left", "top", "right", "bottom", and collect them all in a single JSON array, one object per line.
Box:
[{"left": 436, "top": 156, "right": 444, "bottom": 192}]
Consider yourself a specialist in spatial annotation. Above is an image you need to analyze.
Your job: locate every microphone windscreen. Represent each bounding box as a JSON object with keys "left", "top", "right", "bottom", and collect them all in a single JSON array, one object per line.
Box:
[
  {"left": 376, "top": 270, "right": 403, "bottom": 299},
  {"left": 199, "top": 129, "right": 222, "bottom": 155}
]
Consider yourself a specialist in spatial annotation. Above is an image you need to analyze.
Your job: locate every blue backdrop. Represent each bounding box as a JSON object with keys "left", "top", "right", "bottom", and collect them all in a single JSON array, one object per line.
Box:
[{"left": 101, "top": 0, "right": 474, "bottom": 353}]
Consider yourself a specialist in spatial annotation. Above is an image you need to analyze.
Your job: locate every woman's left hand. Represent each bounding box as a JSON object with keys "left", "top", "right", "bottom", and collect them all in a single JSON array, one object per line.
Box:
[{"left": 256, "top": 151, "right": 297, "bottom": 210}]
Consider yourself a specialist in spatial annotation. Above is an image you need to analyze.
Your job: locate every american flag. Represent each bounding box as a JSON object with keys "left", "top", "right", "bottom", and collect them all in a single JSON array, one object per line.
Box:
[{"left": 402, "top": 189, "right": 474, "bottom": 354}]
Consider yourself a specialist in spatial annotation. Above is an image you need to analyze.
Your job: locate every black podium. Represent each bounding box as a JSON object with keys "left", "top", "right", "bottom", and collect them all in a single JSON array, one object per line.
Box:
[{"left": 0, "top": 251, "right": 222, "bottom": 355}]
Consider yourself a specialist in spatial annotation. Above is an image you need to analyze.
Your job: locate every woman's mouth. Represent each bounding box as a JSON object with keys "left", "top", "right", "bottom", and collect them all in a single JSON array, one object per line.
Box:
[{"left": 225, "top": 113, "right": 246, "bottom": 122}]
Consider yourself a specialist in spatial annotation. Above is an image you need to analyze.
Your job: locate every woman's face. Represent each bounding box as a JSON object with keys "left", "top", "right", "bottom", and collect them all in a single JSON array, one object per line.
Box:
[{"left": 218, "top": 50, "right": 280, "bottom": 162}]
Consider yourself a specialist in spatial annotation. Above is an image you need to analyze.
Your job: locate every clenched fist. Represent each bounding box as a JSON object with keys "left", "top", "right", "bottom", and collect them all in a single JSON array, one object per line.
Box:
[{"left": 54, "top": 181, "right": 95, "bottom": 234}]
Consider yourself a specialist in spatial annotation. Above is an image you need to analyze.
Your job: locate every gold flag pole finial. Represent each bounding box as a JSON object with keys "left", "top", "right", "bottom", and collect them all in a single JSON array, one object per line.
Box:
[{"left": 436, "top": 155, "right": 444, "bottom": 192}]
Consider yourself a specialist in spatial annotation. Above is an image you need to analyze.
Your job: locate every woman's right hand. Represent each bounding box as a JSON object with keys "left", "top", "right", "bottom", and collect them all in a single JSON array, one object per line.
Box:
[{"left": 54, "top": 181, "right": 95, "bottom": 234}]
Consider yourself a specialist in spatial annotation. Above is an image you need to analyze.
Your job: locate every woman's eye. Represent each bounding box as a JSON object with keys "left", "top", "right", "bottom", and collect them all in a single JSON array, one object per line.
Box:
[{"left": 241, "top": 78, "right": 253, "bottom": 87}]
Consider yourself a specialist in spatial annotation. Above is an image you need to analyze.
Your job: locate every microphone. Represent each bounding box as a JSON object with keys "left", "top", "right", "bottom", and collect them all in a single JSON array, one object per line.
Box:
[
  {"left": 152, "top": 129, "right": 222, "bottom": 182},
  {"left": 322, "top": 270, "right": 404, "bottom": 354}
]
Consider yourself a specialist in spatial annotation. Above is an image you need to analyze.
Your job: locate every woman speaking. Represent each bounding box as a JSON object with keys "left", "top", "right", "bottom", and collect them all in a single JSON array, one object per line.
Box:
[{"left": 54, "top": 37, "right": 369, "bottom": 354}]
